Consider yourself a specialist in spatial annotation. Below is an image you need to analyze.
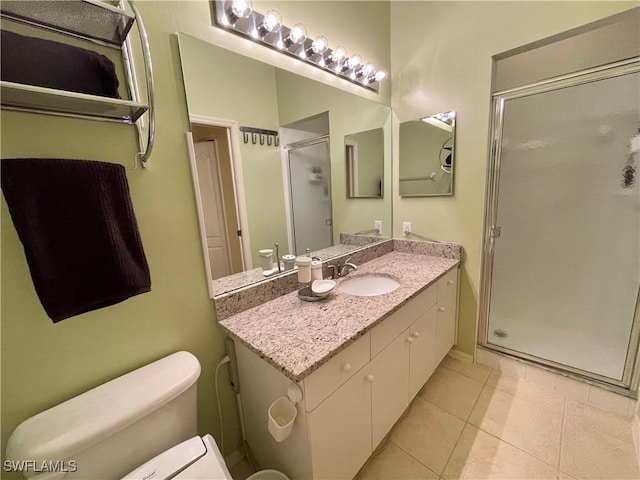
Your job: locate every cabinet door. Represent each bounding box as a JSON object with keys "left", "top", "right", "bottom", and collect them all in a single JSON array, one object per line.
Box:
[
  {"left": 435, "top": 288, "right": 457, "bottom": 365},
  {"left": 409, "top": 305, "right": 437, "bottom": 400},
  {"left": 308, "top": 364, "right": 372, "bottom": 480},
  {"left": 371, "top": 332, "right": 410, "bottom": 448}
]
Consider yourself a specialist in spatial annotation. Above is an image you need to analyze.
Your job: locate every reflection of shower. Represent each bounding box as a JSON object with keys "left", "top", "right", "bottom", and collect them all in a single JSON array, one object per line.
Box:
[
  {"left": 285, "top": 136, "right": 333, "bottom": 255},
  {"left": 440, "top": 137, "right": 453, "bottom": 173}
]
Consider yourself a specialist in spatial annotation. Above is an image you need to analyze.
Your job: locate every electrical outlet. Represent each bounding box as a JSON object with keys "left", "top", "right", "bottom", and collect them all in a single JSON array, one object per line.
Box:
[
  {"left": 402, "top": 222, "right": 412, "bottom": 236},
  {"left": 374, "top": 220, "right": 382, "bottom": 234}
]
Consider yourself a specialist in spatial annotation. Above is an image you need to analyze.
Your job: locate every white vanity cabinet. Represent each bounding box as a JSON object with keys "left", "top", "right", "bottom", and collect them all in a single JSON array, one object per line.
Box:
[
  {"left": 307, "top": 363, "right": 373, "bottom": 479},
  {"left": 232, "top": 267, "right": 459, "bottom": 480}
]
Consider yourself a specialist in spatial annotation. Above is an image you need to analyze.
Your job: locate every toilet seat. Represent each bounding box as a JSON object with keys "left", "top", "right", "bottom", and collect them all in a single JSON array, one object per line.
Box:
[{"left": 122, "top": 435, "right": 232, "bottom": 480}]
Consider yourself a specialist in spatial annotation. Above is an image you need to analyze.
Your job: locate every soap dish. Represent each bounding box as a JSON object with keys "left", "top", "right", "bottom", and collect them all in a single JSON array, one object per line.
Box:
[
  {"left": 298, "top": 286, "right": 327, "bottom": 302},
  {"left": 312, "top": 279, "right": 336, "bottom": 296}
]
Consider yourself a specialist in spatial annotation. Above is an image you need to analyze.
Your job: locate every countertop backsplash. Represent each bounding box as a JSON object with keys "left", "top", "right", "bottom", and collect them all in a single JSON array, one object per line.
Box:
[{"left": 212, "top": 238, "right": 463, "bottom": 321}]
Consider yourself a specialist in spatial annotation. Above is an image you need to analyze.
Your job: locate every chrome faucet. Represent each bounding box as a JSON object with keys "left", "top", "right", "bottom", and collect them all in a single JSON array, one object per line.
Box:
[
  {"left": 327, "top": 258, "right": 358, "bottom": 279},
  {"left": 340, "top": 258, "right": 358, "bottom": 276}
]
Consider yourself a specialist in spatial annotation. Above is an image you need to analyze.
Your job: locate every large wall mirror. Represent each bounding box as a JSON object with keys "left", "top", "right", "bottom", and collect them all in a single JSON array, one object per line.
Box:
[
  {"left": 399, "top": 111, "right": 456, "bottom": 197},
  {"left": 177, "top": 33, "right": 392, "bottom": 297}
]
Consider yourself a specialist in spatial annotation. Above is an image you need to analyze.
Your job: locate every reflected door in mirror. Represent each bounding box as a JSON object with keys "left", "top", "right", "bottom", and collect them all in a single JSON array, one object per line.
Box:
[{"left": 194, "top": 140, "right": 234, "bottom": 279}]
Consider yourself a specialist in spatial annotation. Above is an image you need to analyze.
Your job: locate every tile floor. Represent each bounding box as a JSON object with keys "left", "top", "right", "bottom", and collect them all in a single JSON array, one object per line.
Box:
[{"left": 230, "top": 356, "right": 640, "bottom": 480}]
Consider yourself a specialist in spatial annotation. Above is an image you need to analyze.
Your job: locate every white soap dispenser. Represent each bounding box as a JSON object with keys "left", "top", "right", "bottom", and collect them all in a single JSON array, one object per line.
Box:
[{"left": 296, "top": 256, "right": 312, "bottom": 283}]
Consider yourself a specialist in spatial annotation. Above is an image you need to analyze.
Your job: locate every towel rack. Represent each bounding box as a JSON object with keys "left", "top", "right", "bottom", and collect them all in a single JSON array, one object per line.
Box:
[{"left": 0, "top": 0, "right": 155, "bottom": 167}]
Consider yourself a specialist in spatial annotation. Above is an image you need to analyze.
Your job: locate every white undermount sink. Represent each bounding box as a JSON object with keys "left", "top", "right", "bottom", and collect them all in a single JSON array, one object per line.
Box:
[{"left": 338, "top": 274, "right": 400, "bottom": 297}]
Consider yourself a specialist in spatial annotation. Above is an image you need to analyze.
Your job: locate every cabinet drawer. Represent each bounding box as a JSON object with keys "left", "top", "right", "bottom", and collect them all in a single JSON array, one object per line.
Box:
[
  {"left": 304, "top": 333, "right": 370, "bottom": 412},
  {"left": 438, "top": 268, "right": 458, "bottom": 301},
  {"left": 371, "top": 284, "right": 437, "bottom": 357}
]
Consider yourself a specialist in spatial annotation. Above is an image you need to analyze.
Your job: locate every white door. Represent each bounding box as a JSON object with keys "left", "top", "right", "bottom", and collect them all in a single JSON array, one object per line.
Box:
[{"left": 194, "top": 141, "right": 231, "bottom": 279}]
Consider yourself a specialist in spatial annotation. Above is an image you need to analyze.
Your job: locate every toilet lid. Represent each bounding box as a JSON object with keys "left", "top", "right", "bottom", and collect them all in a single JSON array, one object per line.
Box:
[
  {"left": 173, "top": 435, "right": 232, "bottom": 480},
  {"left": 122, "top": 435, "right": 231, "bottom": 480}
]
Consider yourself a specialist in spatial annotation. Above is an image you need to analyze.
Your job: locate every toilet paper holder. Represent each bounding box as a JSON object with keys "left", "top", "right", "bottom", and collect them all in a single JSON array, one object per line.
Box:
[{"left": 268, "top": 383, "right": 303, "bottom": 443}]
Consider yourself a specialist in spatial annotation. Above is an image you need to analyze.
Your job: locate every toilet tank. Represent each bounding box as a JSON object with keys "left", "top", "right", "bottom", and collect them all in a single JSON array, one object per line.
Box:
[{"left": 5, "top": 351, "right": 201, "bottom": 480}]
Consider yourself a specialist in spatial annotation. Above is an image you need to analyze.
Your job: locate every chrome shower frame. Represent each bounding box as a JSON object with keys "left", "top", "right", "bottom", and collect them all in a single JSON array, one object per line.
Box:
[{"left": 478, "top": 58, "right": 640, "bottom": 398}]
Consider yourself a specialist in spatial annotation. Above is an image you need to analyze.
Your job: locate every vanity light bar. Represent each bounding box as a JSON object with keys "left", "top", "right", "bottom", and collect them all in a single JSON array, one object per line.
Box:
[{"left": 212, "top": 0, "right": 386, "bottom": 92}]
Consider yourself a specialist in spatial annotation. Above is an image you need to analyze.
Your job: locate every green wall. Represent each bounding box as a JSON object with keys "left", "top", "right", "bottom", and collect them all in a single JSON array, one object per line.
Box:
[
  {"left": 0, "top": 4, "right": 239, "bottom": 468},
  {"left": 390, "top": 1, "right": 638, "bottom": 356},
  {"left": 0, "top": 1, "right": 391, "bottom": 469}
]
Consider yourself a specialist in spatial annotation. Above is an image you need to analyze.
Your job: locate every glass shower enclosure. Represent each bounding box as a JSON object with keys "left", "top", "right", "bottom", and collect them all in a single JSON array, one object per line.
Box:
[
  {"left": 285, "top": 137, "right": 333, "bottom": 256},
  {"left": 480, "top": 60, "right": 640, "bottom": 392}
]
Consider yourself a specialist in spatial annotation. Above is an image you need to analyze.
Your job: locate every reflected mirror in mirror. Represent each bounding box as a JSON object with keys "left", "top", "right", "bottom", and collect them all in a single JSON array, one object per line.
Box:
[
  {"left": 399, "top": 111, "right": 456, "bottom": 197},
  {"left": 177, "top": 33, "right": 392, "bottom": 297},
  {"left": 346, "top": 128, "right": 384, "bottom": 198}
]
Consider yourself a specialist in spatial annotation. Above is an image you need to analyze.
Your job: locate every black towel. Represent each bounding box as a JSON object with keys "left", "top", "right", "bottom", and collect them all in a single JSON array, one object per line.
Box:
[
  {"left": 1, "top": 158, "right": 151, "bottom": 322},
  {"left": 1, "top": 30, "right": 121, "bottom": 98}
]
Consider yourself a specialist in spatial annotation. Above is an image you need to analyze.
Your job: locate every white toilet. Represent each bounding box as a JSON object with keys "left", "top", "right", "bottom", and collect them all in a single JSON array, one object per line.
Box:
[{"left": 4, "top": 351, "right": 255, "bottom": 479}]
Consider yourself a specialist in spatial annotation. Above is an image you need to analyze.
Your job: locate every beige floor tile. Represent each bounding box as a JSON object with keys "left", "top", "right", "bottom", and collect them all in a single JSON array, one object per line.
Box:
[
  {"left": 487, "top": 370, "right": 565, "bottom": 410},
  {"left": 587, "top": 386, "right": 634, "bottom": 417},
  {"left": 419, "top": 367, "right": 484, "bottom": 420},
  {"left": 229, "top": 458, "right": 255, "bottom": 480},
  {"left": 359, "top": 442, "right": 439, "bottom": 479},
  {"left": 554, "top": 376, "right": 590, "bottom": 403},
  {"left": 557, "top": 471, "right": 577, "bottom": 480},
  {"left": 441, "top": 356, "right": 492, "bottom": 383},
  {"left": 468, "top": 385, "right": 563, "bottom": 467},
  {"left": 442, "top": 425, "right": 558, "bottom": 480},
  {"left": 560, "top": 418, "right": 640, "bottom": 479},
  {"left": 564, "top": 397, "right": 635, "bottom": 445},
  {"left": 390, "top": 398, "right": 465, "bottom": 475}
]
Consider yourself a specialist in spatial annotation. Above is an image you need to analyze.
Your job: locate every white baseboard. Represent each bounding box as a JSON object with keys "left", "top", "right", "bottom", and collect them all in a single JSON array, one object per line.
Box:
[{"left": 447, "top": 348, "right": 473, "bottom": 363}]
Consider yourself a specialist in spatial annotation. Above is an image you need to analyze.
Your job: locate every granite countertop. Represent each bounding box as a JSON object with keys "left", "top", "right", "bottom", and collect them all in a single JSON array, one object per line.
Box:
[{"left": 219, "top": 251, "right": 459, "bottom": 381}]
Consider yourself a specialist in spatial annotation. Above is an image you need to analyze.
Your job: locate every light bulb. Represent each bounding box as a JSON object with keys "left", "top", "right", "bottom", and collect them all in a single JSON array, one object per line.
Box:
[
  {"left": 230, "top": 0, "right": 252, "bottom": 19},
  {"left": 283, "top": 23, "right": 306, "bottom": 49},
  {"left": 312, "top": 35, "right": 328, "bottom": 54},
  {"left": 331, "top": 45, "right": 347, "bottom": 62},
  {"left": 364, "top": 63, "right": 375, "bottom": 75},
  {"left": 348, "top": 53, "right": 362, "bottom": 70},
  {"left": 374, "top": 70, "right": 387, "bottom": 82},
  {"left": 289, "top": 23, "right": 307, "bottom": 43},
  {"left": 261, "top": 9, "right": 282, "bottom": 33}
]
